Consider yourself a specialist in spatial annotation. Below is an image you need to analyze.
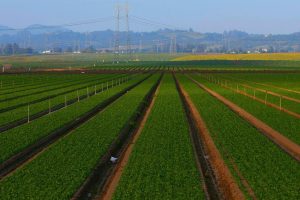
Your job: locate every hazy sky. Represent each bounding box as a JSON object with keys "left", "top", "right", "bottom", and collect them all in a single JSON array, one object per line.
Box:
[{"left": 1, "top": 0, "right": 299, "bottom": 34}]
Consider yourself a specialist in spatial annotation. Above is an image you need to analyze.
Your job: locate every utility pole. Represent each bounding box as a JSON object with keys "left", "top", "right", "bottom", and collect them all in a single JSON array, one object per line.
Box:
[
  {"left": 125, "top": 2, "right": 132, "bottom": 62},
  {"left": 114, "top": 4, "right": 120, "bottom": 64},
  {"left": 139, "top": 39, "right": 143, "bottom": 53},
  {"left": 169, "top": 35, "right": 177, "bottom": 54}
]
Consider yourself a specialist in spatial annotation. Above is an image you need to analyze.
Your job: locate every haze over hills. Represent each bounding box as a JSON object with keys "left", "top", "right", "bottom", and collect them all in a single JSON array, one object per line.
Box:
[{"left": 0, "top": 24, "right": 299, "bottom": 53}]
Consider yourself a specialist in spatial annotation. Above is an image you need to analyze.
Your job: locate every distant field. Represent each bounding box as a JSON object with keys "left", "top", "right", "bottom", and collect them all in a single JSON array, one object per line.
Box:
[
  {"left": 1, "top": 53, "right": 300, "bottom": 71},
  {"left": 175, "top": 53, "right": 300, "bottom": 61},
  {"left": 0, "top": 53, "right": 182, "bottom": 69}
]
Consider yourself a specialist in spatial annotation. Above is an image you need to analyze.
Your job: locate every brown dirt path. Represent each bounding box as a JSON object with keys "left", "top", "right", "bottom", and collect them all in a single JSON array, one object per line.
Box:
[
  {"left": 210, "top": 130, "right": 258, "bottom": 200},
  {"left": 189, "top": 75, "right": 300, "bottom": 162},
  {"left": 240, "top": 83, "right": 300, "bottom": 103},
  {"left": 222, "top": 75, "right": 300, "bottom": 96},
  {"left": 230, "top": 81, "right": 300, "bottom": 104},
  {"left": 99, "top": 82, "right": 161, "bottom": 200},
  {"left": 177, "top": 80, "right": 246, "bottom": 200},
  {"left": 204, "top": 76, "right": 300, "bottom": 120}
]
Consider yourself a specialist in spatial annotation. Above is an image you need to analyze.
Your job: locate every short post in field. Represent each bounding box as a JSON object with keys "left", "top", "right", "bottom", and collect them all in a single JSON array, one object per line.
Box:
[
  {"left": 27, "top": 104, "right": 30, "bottom": 123},
  {"left": 49, "top": 98, "right": 51, "bottom": 113},
  {"left": 65, "top": 95, "right": 67, "bottom": 107},
  {"left": 77, "top": 90, "right": 79, "bottom": 102},
  {"left": 280, "top": 96, "right": 282, "bottom": 110},
  {"left": 265, "top": 91, "right": 268, "bottom": 105},
  {"left": 94, "top": 85, "right": 97, "bottom": 95}
]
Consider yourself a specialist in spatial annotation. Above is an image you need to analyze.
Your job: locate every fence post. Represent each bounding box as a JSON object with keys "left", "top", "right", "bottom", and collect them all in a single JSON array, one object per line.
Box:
[
  {"left": 280, "top": 96, "right": 282, "bottom": 110},
  {"left": 77, "top": 90, "right": 79, "bottom": 102},
  {"left": 95, "top": 85, "right": 97, "bottom": 95},
  {"left": 102, "top": 83, "right": 103, "bottom": 92},
  {"left": 254, "top": 89, "right": 256, "bottom": 99},
  {"left": 27, "top": 104, "right": 30, "bottom": 123},
  {"left": 87, "top": 87, "right": 89, "bottom": 98},
  {"left": 49, "top": 99, "right": 51, "bottom": 113},
  {"left": 65, "top": 95, "right": 67, "bottom": 107},
  {"left": 265, "top": 91, "right": 268, "bottom": 105}
]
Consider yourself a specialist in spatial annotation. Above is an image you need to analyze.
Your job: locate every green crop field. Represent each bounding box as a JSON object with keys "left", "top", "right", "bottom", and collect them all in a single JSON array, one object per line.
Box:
[{"left": 0, "top": 55, "right": 300, "bottom": 200}]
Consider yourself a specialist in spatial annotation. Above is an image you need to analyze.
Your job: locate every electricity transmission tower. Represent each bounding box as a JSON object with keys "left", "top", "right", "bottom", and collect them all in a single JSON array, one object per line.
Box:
[
  {"left": 125, "top": 3, "right": 132, "bottom": 61},
  {"left": 169, "top": 35, "right": 177, "bottom": 54},
  {"left": 114, "top": 4, "right": 120, "bottom": 64},
  {"left": 113, "top": 3, "right": 131, "bottom": 64}
]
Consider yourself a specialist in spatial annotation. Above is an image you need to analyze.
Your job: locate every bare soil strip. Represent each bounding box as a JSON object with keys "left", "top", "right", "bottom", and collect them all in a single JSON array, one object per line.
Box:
[
  {"left": 222, "top": 76, "right": 300, "bottom": 96},
  {"left": 189, "top": 76, "right": 300, "bottom": 162},
  {"left": 238, "top": 83, "right": 300, "bottom": 103},
  {"left": 0, "top": 75, "right": 131, "bottom": 134},
  {"left": 216, "top": 76, "right": 300, "bottom": 104},
  {"left": 0, "top": 75, "right": 126, "bottom": 114},
  {"left": 99, "top": 80, "right": 161, "bottom": 200},
  {"left": 0, "top": 76, "right": 150, "bottom": 180},
  {"left": 176, "top": 77, "right": 245, "bottom": 200},
  {"left": 202, "top": 76, "right": 300, "bottom": 119},
  {"left": 209, "top": 129, "right": 257, "bottom": 200},
  {"left": 246, "top": 81, "right": 300, "bottom": 95},
  {"left": 71, "top": 75, "right": 162, "bottom": 200}
]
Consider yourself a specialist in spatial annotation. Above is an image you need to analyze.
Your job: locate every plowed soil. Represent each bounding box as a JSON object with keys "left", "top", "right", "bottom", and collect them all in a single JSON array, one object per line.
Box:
[
  {"left": 177, "top": 81, "right": 245, "bottom": 200},
  {"left": 190, "top": 76, "right": 300, "bottom": 162}
]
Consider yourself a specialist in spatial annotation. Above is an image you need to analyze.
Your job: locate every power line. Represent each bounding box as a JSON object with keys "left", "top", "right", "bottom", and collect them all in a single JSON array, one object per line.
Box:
[
  {"left": 131, "top": 15, "right": 185, "bottom": 30},
  {"left": 0, "top": 17, "right": 115, "bottom": 32}
]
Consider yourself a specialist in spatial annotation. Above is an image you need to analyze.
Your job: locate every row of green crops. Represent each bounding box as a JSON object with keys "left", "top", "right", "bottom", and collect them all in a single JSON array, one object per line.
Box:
[
  {"left": 0, "top": 74, "right": 120, "bottom": 109},
  {"left": 0, "top": 74, "right": 160, "bottom": 200},
  {"left": 0, "top": 74, "right": 96, "bottom": 94},
  {"left": 0, "top": 74, "right": 128, "bottom": 127},
  {"left": 191, "top": 74, "right": 300, "bottom": 146},
  {"left": 218, "top": 73, "right": 300, "bottom": 99},
  {"left": 199, "top": 74, "right": 300, "bottom": 115},
  {"left": 0, "top": 74, "right": 101, "bottom": 100},
  {"left": 177, "top": 74, "right": 300, "bottom": 200},
  {"left": 0, "top": 74, "right": 147, "bottom": 164},
  {"left": 0, "top": 74, "right": 61, "bottom": 90},
  {"left": 113, "top": 74, "right": 205, "bottom": 200}
]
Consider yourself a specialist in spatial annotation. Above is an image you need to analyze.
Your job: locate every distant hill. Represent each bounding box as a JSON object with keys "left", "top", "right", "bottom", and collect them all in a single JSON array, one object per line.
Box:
[
  {"left": 0, "top": 25, "right": 299, "bottom": 53},
  {"left": 24, "top": 24, "right": 71, "bottom": 35},
  {"left": 0, "top": 25, "right": 17, "bottom": 36}
]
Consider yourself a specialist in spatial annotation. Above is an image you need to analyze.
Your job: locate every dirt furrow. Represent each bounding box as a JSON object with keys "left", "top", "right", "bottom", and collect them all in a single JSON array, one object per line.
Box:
[
  {"left": 0, "top": 76, "right": 132, "bottom": 134},
  {"left": 189, "top": 75, "right": 300, "bottom": 162},
  {"left": 0, "top": 76, "right": 150, "bottom": 180},
  {"left": 221, "top": 75, "right": 300, "bottom": 96},
  {"left": 71, "top": 74, "right": 162, "bottom": 200},
  {"left": 201, "top": 75, "right": 300, "bottom": 119},
  {"left": 99, "top": 79, "right": 161, "bottom": 200},
  {"left": 176, "top": 76, "right": 245, "bottom": 200}
]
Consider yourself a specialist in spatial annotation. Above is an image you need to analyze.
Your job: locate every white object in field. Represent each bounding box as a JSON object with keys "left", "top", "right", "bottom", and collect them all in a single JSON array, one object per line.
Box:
[{"left": 110, "top": 156, "right": 118, "bottom": 163}]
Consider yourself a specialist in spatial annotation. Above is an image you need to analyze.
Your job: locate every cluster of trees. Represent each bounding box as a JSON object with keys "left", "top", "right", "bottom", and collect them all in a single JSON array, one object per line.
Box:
[{"left": 0, "top": 43, "right": 34, "bottom": 55}]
